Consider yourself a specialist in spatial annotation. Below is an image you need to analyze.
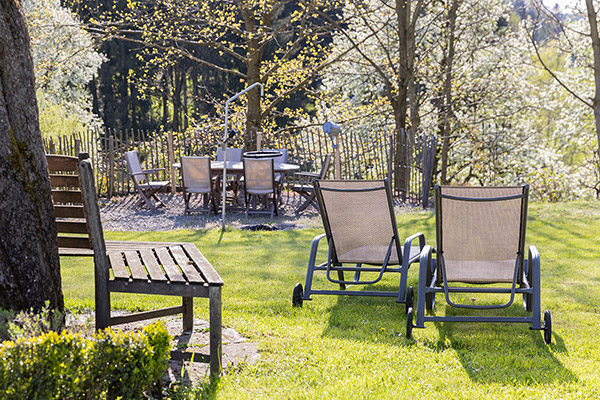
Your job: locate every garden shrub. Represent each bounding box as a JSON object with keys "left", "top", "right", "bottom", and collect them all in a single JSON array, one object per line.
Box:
[{"left": 0, "top": 321, "right": 170, "bottom": 400}]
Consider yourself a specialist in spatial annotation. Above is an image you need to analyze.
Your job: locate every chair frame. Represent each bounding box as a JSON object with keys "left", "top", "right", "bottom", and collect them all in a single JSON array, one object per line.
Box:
[
  {"left": 294, "top": 179, "right": 425, "bottom": 306},
  {"left": 125, "top": 150, "right": 169, "bottom": 209},
  {"left": 407, "top": 185, "right": 552, "bottom": 344}
]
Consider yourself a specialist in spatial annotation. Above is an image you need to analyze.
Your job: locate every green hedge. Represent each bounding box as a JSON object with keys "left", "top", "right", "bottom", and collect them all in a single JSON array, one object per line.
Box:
[{"left": 0, "top": 322, "right": 170, "bottom": 400}]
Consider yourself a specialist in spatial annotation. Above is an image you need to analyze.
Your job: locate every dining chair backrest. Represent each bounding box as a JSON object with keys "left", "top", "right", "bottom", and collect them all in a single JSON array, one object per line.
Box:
[
  {"left": 125, "top": 150, "right": 145, "bottom": 184},
  {"left": 263, "top": 148, "right": 288, "bottom": 164},
  {"left": 216, "top": 148, "right": 243, "bottom": 162},
  {"left": 243, "top": 158, "right": 275, "bottom": 193},
  {"left": 181, "top": 156, "right": 212, "bottom": 191}
]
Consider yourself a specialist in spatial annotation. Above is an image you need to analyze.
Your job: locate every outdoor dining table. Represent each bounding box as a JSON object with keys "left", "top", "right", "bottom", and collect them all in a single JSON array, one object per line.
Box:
[{"left": 172, "top": 161, "right": 300, "bottom": 174}]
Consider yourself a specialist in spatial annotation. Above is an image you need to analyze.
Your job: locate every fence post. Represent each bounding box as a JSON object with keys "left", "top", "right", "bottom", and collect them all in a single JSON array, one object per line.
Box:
[
  {"left": 168, "top": 131, "right": 176, "bottom": 194},
  {"left": 108, "top": 135, "right": 115, "bottom": 199},
  {"left": 75, "top": 138, "right": 81, "bottom": 156},
  {"left": 334, "top": 134, "right": 341, "bottom": 179}
]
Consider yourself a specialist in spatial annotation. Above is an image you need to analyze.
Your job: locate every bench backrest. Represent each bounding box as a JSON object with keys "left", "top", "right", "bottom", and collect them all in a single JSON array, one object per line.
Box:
[{"left": 47, "top": 154, "right": 93, "bottom": 255}]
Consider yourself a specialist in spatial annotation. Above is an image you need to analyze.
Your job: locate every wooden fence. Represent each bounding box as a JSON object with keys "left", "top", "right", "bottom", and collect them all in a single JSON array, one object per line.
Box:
[{"left": 43, "top": 125, "right": 435, "bottom": 206}]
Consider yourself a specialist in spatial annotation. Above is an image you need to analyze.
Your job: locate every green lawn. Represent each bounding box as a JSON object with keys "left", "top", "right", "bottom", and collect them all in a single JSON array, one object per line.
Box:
[{"left": 60, "top": 202, "right": 600, "bottom": 399}]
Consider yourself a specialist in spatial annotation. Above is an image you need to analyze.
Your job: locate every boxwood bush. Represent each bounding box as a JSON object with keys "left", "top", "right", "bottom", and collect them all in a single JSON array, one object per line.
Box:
[{"left": 0, "top": 322, "right": 170, "bottom": 399}]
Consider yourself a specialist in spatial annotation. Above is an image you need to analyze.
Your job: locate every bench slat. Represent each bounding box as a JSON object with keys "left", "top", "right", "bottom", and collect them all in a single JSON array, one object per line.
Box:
[
  {"left": 139, "top": 248, "right": 168, "bottom": 281},
  {"left": 52, "top": 190, "right": 83, "bottom": 204},
  {"left": 54, "top": 205, "right": 86, "bottom": 218},
  {"left": 155, "top": 247, "right": 186, "bottom": 283},
  {"left": 57, "top": 236, "right": 91, "bottom": 249},
  {"left": 49, "top": 174, "right": 80, "bottom": 188},
  {"left": 108, "top": 252, "right": 130, "bottom": 280},
  {"left": 170, "top": 245, "right": 204, "bottom": 284},
  {"left": 56, "top": 221, "right": 88, "bottom": 234},
  {"left": 123, "top": 250, "right": 148, "bottom": 281},
  {"left": 46, "top": 155, "right": 78, "bottom": 172},
  {"left": 183, "top": 243, "right": 224, "bottom": 285}
]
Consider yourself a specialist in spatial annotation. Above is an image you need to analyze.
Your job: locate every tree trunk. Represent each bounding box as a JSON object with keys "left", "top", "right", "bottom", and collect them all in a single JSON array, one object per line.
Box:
[
  {"left": 586, "top": 0, "right": 600, "bottom": 164},
  {"left": 241, "top": 7, "right": 265, "bottom": 152},
  {"left": 439, "top": 0, "right": 459, "bottom": 185},
  {"left": 0, "top": 0, "right": 64, "bottom": 313}
]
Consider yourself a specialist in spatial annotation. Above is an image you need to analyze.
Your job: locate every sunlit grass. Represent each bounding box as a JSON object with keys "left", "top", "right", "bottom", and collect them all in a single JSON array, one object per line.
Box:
[{"left": 60, "top": 201, "right": 600, "bottom": 398}]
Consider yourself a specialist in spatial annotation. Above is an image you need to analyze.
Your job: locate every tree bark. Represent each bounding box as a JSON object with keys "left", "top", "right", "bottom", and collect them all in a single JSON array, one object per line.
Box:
[
  {"left": 586, "top": 0, "right": 600, "bottom": 164},
  {"left": 0, "top": 0, "right": 63, "bottom": 312}
]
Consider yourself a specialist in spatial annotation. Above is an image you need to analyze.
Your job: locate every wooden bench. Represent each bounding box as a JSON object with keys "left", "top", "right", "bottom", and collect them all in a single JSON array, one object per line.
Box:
[{"left": 48, "top": 154, "right": 224, "bottom": 375}]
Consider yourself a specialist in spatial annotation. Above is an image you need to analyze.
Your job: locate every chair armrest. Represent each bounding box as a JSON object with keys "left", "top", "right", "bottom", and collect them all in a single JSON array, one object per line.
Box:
[
  {"left": 307, "top": 233, "right": 327, "bottom": 269},
  {"left": 142, "top": 168, "right": 165, "bottom": 175},
  {"left": 295, "top": 171, "right": 321, "bottom": 185},
  {"left": 402, "top": 232, "right": 426, "bottom": 267}
]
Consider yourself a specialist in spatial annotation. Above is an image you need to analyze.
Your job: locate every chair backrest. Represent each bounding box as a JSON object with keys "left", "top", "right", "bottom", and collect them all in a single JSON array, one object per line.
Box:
[
  {"left": 181, "top": 156, "right": 212, "bottom": 191},
  {"left": 262, "top": 148, "right": 288, "bottom": 164},
  {"left": 319, "top": 154, "right": 332, "bottom": 179},
  {"left": 47, "top": 154, "right": 93, "bottom": 254},
  {"left": 216, "top": 148, "right": 243, "bottom": 162},
  {"left": 124, "top": 150, "right": 146, "bottom": 184},
  {"left": 314, "top": 179, "right": 401, "bottom": 264},
  {"left": 243, "top": 158, "right": 275, "bottom": 193},
  {"left": 436, "top": 185, "right": 528, "bottom": 284}
]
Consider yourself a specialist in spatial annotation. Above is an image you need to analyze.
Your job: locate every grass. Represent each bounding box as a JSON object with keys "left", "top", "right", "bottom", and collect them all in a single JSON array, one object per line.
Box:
[{"left": 60, "top": 201, "right": 600, "bottom": 399}]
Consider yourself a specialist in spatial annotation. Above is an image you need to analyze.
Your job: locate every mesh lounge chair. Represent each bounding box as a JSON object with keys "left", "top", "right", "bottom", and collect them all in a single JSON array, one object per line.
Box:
[
  {"left": 181, "top": 156, "right": 218, "bottom": 214},
  {"left": 292, "top": 179, "right": 425, "bottom": 307},
  {"left": 125, "top": 150, "right": 169, "bottom": 209},
  {"left": 406, "top": 185, "right": 552, "bottom": 344},
  {"left": 243, "top": 157, "right": 279, "bottom": 218}
]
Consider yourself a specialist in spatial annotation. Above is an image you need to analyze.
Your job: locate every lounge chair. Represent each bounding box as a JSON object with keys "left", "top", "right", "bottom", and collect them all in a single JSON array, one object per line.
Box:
[
  {"left": 288, "top": 154, "right": 332, "bottom": 214},
  {"left": 292, "top": 179, "right": 425, "bottom": 307},
  {"left": 124, "top": 150, "right": 169, "bottom": 209},
  {"left": 406, "top": 185, "right": 552, "bottom": 344},
  {"left": 243, "top": 157, "right": 279, "bottom": 218},
  {"left": 181, "top": 156, "right": 218, "bottom": 214}
]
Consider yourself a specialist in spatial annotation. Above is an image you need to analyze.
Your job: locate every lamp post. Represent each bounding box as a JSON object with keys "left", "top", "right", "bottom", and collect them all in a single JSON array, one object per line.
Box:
[
  {"left": 222, "top": 83, "right": 264, "bottom": 229},
  {"left": 323, "top": 122, "right": 341, "bottom": 179}
]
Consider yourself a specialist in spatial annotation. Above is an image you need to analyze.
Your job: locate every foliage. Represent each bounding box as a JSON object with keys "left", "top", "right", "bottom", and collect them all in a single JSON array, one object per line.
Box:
[
  {"left": 0, "top": 321, "right": 170, "bottom": 399},
  {"left": 22, "top": 0, "right": 104, "bottom": 138},
  {"left": 83, "top": 0, "right": 344, "bottom": 143},
  {"left": 0, "top": 302, "right": 62, "bottom": 342}
]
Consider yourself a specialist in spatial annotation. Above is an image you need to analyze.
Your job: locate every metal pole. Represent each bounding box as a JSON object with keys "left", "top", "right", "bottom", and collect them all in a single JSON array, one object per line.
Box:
[{"left": 222, "top": 83, "right": 264, "bottom": 229}]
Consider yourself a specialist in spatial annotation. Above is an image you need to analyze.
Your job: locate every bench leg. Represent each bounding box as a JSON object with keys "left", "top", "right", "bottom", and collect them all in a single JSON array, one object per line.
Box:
[
  {"left": 183, "top": 297, "right": 193, "bottom": 332},
  {"left": 209, "top": 286, "right": 222, "bottom": 376}
]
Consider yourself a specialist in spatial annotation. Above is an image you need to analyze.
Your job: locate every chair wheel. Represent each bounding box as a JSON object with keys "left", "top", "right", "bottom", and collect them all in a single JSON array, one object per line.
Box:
[
  {"left": 405, "top": 286, "right": 414, "bottom": 314},
  {"left": 406, "top": 307, "right": 414, "bottom": 339},
  {"left": 543, "top": 310, "right": 552, "bottom": 344},
  {"left": 292, "top": 283, "right": 304, "bottom": 307}
]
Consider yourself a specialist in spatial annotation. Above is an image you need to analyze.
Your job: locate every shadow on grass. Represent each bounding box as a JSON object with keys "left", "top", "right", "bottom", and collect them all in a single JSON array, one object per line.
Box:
[
  {"left": 424, "top": 304, "right": 577, "bottom": 385},
  {"left": 318, "top": 282, "right": 416, "bottom": 346}
]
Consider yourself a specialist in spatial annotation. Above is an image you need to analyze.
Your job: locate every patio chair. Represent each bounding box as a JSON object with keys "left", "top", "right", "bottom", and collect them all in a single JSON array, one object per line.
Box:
[
  {"left": 292, "top": 179, "right": 425, "bottom": 308},
  {"left": 406, "top": 185, "right": 552, "bottom": 344},
  {"left": 124, "top": 150, "right": 169, "bottom": 209},
  {"left": 262, "top": 148, "right": 288, "bottom": 202},
  {"left": 181, "top": 156, "right": 219, "bottom": 214},
  {"left": 288, "top": 154, "right": 331, "bottom": 214},
  {"left": 216, "top": 147, "right": 243, "bottom": 204},
  {"left": 243, "top": 157, "right": 278, "bottom": 218}
]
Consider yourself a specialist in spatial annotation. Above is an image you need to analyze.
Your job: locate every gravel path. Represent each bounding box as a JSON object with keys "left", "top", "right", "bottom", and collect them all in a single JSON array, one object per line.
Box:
[{"left": 99, "top": 192, "right": 323, "bottom": 231}]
